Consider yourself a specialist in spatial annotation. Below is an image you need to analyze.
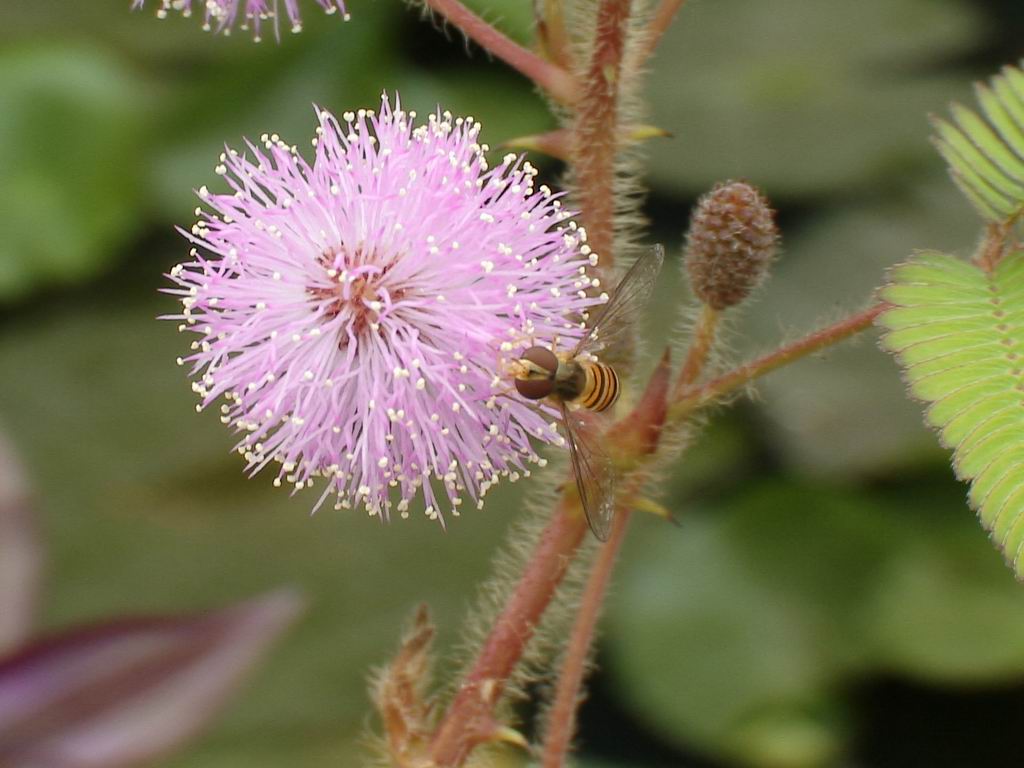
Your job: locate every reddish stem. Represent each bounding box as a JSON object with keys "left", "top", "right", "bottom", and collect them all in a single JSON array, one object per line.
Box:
[
  {"left": 429, "top": 499, "right": 589, "bottom": 766},
  {"left": 573, "top": 0, "right": 633, "bottom": 268},
  {"left": 422, "top": 0, "right": 577, "bottom": 105},
  {"left": 427, "top": 298, "right": 883, "bottom": 766},
  {"left": 540, "top": 351, "right": 671, "bottom": 765},
  {"left": 670, "top": 303, "right": 887, "bottom": 420},
  {"left": 538, "top": 303, "right": 885, "bottom": 765},
  {"left": 974, "top": 212, "right": 1022, "bottom": 272},
  {"left": 540, "top": 504, "right": 633, "bottom": 767},
  {"left": 427, "top": 4, "right": 646, "bottom": 765},
  {"left": 674, "top": 304, "right": 719, "bottom": 395}
]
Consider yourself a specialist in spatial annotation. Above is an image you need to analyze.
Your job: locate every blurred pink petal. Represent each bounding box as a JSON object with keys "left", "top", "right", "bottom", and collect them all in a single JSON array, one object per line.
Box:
[
  {"left": 0, "top": 589, "right": 303, "bottom": 767},
  {"left": 0, "top": 430, "right": 41, "bottom": 653}
]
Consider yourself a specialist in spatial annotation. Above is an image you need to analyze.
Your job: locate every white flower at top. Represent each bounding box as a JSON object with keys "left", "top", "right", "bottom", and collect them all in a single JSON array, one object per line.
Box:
[{"left": 133, "top": 0, "right": 349, "bottom": 39}]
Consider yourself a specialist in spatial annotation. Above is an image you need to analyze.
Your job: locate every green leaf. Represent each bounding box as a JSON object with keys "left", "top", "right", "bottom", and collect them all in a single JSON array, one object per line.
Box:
[
  {"left": 933, "top": 63, "right": 1024, "bottom": 222},
  {"left": 879, "top": 250, "right": 1024, "bottom": 577}
]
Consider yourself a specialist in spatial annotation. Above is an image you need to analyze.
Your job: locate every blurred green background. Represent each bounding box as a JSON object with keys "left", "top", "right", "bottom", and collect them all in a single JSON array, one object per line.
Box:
[{"left": 2, "top": 1, "right": 1024, "bottom": 766}]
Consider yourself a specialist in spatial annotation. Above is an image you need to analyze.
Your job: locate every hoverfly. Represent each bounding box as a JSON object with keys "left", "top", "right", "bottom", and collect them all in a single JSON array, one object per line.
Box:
[{"left": 511, "top": 245, "right": 665, "bottom": 541}]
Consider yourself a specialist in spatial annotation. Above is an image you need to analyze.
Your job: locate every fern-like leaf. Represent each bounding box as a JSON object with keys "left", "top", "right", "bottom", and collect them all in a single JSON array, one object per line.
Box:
[
  {"left": 880, "top": 250, "right": 1024, "bottom": 577},
  {"left": 932, "top": 63, "right": 1024, "bottom": 222}
]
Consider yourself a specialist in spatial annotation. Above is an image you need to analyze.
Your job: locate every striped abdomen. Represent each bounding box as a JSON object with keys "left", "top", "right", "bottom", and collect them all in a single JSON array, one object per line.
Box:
[{"left": 577, "top": 361, "right": 620, "bottom": 412}]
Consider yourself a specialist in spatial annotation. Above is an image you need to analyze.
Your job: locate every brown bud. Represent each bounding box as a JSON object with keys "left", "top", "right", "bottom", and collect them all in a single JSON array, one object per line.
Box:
[
  {"left": 684, "top": 181, "right": 779, "bottom": 310},
  {"left": 372, "top": 604, "right": 436, "bottom": 765}
]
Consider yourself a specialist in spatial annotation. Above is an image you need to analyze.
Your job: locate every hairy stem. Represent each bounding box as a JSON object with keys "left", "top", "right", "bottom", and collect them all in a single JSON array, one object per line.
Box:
[
  {"left": 573, "top": 0, "right": 633, "bottom": 268},
  {"left": 541, "top": 308, "right": 713, "bottom": 763},
  {"left": 674, "top": 304, "right": 719, "bottom": 394},
  {"left": 427, "top": 4, "right": 638, "bottom": 765},
  {"left": 639, "top": 0, "right": 690, "bottom": 61},
  {"left": 534, "top": 9, "right": 646, "bottom": 748},
  {"left": 429, "top": 497, "right": 588, "bottom": 767},
  {"left": 427, "top": 296, "right": 882, "bottom": 765},
  {"left": 422, "top": 0, "right": 577, "bottom": 105},
  {"left": 540, "top": 499, "right": 635, "bottom": 767},
  {"left": 537, "top": 302, "right": 884, "bottom": 767},
  {"left": 669, "top": 303, "right": 887, "bottom": 421}
]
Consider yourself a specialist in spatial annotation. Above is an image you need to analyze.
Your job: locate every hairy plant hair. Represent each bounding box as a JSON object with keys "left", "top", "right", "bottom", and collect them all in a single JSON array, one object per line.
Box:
[{"left": 446, "top": 448, "right": 600, "bottom": 714}]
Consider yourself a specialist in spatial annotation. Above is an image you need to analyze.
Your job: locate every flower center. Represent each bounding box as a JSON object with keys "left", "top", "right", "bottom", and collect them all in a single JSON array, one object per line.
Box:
[{"left": 307, "top": 247, "right": 405, "bottom": 346}]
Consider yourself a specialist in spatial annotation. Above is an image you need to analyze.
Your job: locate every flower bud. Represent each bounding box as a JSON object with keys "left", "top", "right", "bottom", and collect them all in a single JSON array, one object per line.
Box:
[{"left": 684, "top": 181, "right": 778, "bottom": 310}]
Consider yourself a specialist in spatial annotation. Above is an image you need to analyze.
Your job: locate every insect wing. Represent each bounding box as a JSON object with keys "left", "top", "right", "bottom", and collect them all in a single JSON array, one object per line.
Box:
[
  {"left": 561, "top": 402, "right": 615, "bottom": 541},
  {"left": 574, "top": 244, "right": 665, "bottom": 358}
]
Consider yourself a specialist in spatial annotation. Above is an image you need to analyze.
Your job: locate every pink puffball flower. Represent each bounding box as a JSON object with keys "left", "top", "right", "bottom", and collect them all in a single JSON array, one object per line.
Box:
[
  {"left": 167, "top": 95, "right": 602, "bottom": 523},
  {"left": 132, "top": 0, "right": 349, "bottom": 40}
]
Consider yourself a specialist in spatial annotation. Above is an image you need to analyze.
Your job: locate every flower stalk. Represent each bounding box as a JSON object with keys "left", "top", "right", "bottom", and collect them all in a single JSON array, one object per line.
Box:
[
  {"left": 540, "top": 505, "right": 631, "bottom": 768},
  {"left": 540, "top": 351, "right": 671, "bottom": 766},
  {"left": 536, "top": 301, "right": 885, "bottom": 764},
  {"left": 429, "top": 7, "right": 638, "bottom": 761},
  {"left": 669, "top": 303, "right": 888, "bottom": 422},
  {"left": 674, "top": 304, "right": 719, "bottom": 394},
  {"left": 438, "top": 298, "right": 883, "bottom": 766},
  {"left": 504, "top": 124, "right": 671, "bottom": 163},
  {"left": 429, "top": 498, "right": 589, "bottom": 766},
  {"left": 573, "top": 0, "right": 634, "bottom": 268}
]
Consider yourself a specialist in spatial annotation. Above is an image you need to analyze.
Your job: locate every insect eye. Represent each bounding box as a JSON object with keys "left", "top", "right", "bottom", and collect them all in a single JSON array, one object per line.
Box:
[
  {"left": 521, "top": 345, "right": 558, "bottom": 374},
  {"left": 515, "top": 376, "right": 555, "bottom": 400},
  {"left": 514, "top": 346, "right": 558, "bottom": 400}
]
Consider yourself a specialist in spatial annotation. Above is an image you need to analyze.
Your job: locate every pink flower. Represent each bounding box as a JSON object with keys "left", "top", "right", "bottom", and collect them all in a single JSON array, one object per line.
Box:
[
  {"left": 167, "top": 95, "right": 601, "bottom": 523},
  {"left": 132, "top": 0, "right": 349, "bottom": 40}
]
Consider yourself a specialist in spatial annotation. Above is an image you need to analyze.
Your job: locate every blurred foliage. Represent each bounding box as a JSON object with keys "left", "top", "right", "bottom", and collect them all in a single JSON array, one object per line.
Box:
[
  {"left": 606, "top": 478, "right": 1024, "bottom": 767},
  {"left": 0, "top": 1, "right": 1023, "bottom": 767},
  {"left": 0, "top": 45, "right": 148, "bottom": 301},
  {"left": 733, "top": 175, "right": 975, "bottom": 477},
  {"left": 645, "top": 0, "right": 985, "bottom": 197}
]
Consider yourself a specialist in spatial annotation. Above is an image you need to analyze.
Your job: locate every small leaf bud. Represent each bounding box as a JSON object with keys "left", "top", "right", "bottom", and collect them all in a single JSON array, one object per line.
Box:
[{"left": 684, "top": 181, "right": 779, "bottom": 310}]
